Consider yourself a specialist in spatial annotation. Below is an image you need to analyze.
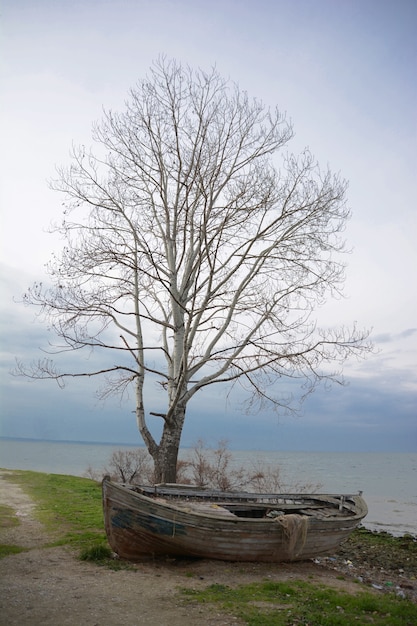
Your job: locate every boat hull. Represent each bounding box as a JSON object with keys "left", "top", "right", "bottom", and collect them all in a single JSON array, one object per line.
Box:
[{"left": 102, "top": 479, "right": 367, "bottom": 563}]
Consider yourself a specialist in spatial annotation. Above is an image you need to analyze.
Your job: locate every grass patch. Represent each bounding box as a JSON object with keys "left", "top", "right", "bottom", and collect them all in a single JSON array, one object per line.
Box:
[
  {"left": 0, "top": 502, "right": 28, "bottom": 559},
  {"left": 79, "top": 543, "right": 136, "bottom": 570},
  {"left": 0, "top": 503, "right": 21, "bottom": 529},
  {"left": 80, "top": 544, "right": 113, "bottom": 561},
  {"left": 182, "top": 580, "right": 417, "bottom": 625},
  {"left": 0, "top": 544, "right": 29, "bottom": 558},
  {"left": 2, "top": 470, "right": 107, "bottom": 553}
]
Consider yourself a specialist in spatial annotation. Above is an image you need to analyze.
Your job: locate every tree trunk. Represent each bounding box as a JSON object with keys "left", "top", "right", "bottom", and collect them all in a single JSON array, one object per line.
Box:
[{"left": 153, "top": 405, "right": 186, "bottom": 483}]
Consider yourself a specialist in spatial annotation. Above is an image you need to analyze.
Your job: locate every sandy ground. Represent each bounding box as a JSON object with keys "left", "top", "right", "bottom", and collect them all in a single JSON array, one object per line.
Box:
[{"left": 0, "top": 470, "right": 407, "bottom": 625}]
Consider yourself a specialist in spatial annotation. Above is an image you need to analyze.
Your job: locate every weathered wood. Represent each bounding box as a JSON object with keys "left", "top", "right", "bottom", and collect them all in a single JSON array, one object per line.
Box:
[
  {"left": 139, "top": 483, "right": 362, "bottom": 502},
  {"left": 102, "top": 478, "right": 368, "bottom": 563}
]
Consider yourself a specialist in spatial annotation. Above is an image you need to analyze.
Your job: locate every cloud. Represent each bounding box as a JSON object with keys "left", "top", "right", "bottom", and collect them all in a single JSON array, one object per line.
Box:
[{"left": 372, "top": 328, "right": 417, "bottom": 344}]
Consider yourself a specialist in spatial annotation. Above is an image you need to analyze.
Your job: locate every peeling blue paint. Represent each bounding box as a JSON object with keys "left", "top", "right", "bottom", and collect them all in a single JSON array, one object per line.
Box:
[{"left": 111, "top": 507, "right": 186, "bottom": 536}]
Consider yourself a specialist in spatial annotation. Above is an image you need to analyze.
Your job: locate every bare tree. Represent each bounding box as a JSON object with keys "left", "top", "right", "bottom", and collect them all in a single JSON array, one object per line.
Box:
[
  {"left": 104, "top": 449, "right": 153, "bottom": 484},
  {"left": 187, "top": 439, "right": 247, "bottom": 491},
  {"left": 18, "top": 58, "right": 371, "bottom": 482}
]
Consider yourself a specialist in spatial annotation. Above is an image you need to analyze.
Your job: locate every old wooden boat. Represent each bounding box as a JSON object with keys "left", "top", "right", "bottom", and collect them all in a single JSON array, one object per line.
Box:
[{"left": 102, "top": 477, "right": 367, "bottom": 562}]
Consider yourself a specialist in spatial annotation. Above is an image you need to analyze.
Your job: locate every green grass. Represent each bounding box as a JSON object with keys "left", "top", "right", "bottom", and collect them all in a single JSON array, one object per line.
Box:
[
  {"left": 0, "top": 502, "right": 29, "bottom": 558},
  {"left": 2, "top": 470, "right": 107, "bottom": 553},
  {"left": 0, "top": 544, "right": 29, "bottom": 558},
  {"left": 0, "top": 503, "right": 21, "bottom": 529},
  {"left": 80, "top": 543, "right": 113, "bottom": 561},
  {"left": 182, "top": 580, "right": 417, "bottom": 625}
]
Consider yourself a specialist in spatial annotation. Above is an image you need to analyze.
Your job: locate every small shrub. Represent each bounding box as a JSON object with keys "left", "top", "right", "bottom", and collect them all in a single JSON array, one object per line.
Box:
[
  {"left": 80, "top": 544, "right": 113, "bottom": 562},
  {"left": 104, "top": 448, "right": 153, "bottom": 484},
  {"left": 183, "top": 440, "right": 321, "bottom": 493},
  {"left": 187, "top": 439, "right": 247, "bottom": 490},
  {"left": 84, "top": 464, "right": 101, "bottom": 481},
  {"left": 85, "top": 440, "right": 322, "bottom": 492}
]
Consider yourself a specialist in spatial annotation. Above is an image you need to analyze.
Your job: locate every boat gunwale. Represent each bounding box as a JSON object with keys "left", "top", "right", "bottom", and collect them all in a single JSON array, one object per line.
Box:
[{"left": 103, "top": 479, "right": 368, "bottom": 523}]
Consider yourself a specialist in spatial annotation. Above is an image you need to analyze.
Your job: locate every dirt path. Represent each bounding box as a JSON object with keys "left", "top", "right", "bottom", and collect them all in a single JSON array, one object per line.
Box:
[{"left": 0, "top": 470, "right": 401, "bottom": 625}]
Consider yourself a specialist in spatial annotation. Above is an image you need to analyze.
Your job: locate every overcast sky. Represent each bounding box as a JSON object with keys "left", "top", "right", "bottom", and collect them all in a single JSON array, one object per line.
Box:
[{"left": 1, "top": 0, "right": 416, "bottom": 452}]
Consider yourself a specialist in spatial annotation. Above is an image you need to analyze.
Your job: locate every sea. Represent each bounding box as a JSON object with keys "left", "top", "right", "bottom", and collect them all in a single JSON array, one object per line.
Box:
[{"left": 0, "top": 438, "right": 416, "bottom": 537}]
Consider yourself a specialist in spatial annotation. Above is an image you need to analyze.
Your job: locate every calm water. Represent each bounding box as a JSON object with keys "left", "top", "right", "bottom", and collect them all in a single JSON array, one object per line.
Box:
[{"left": 1, "top": 438, "right": 416, "bottom": 536}]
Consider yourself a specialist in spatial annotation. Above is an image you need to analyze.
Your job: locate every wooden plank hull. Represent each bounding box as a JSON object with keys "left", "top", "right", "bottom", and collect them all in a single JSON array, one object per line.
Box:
[{"left": 102, "top": 478, "right": 367, "bottom": 563}]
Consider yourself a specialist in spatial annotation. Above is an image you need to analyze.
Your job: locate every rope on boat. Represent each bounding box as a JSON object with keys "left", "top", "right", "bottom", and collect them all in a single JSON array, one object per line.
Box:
[{"left": 275, "top": 514, "right": 309, "bottom": 558}]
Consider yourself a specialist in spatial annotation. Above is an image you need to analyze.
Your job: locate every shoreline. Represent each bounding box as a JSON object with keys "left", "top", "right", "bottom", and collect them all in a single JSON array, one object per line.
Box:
[
  {"left": 0, "top": 468, "right": 416, "bottom": 626},
  {"left": 1, "top": 465, "right": 416, "bottom": 539},
  {"left": 1, "top": 442, "right": 416, "bottom": 537}
]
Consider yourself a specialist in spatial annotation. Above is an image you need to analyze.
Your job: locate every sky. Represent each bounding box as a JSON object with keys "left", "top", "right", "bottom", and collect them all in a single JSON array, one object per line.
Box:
[{"left": 0, "top": 0, "right": 416, "bottom": 452}]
